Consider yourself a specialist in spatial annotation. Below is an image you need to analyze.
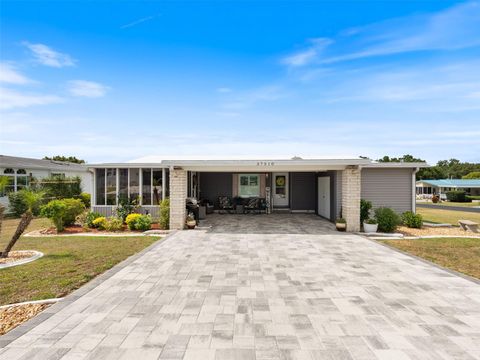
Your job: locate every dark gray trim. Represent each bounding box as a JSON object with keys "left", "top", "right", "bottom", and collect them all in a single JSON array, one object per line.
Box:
[
  {"left": 0, "top": 235, "right": 170, "bottom": 347},
  {"left": 365, "top": 236, "right": 480, "bottom": 285}
]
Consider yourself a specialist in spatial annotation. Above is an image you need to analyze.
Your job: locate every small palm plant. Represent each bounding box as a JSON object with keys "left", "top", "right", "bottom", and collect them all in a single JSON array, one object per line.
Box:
[{"left": 0, "top": 189, "right": 45, "bottom": 258}]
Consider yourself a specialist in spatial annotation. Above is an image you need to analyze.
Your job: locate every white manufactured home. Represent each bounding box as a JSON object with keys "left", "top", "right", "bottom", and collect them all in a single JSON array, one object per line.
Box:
[{"left": 89, "top": 157, "right": 426, "bottom": 232}]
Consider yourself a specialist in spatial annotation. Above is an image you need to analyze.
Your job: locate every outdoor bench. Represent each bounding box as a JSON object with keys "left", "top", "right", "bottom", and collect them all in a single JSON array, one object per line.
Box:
[{"left": 458, "top": 220, "right": 479, "bottom": 233}]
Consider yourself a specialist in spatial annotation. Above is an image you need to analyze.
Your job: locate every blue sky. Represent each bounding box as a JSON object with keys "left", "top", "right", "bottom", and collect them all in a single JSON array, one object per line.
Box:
[{"left": 1, "top": 1, "right": 479, "bottom": 164}]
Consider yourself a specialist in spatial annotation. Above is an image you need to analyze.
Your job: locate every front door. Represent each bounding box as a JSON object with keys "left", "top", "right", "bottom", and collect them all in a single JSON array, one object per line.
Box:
[
  {"left": 273, "top": 173, "right": 289, "bottom": 207},
  {"left": 317, "top": 176, "right": 330, "bottom": 219}
]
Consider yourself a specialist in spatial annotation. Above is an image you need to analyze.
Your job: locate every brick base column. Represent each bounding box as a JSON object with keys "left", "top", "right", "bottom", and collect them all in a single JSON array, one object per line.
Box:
[
  {"left": 169, "top": 168, "right": 187, "bottom": 230},
  {"left": 341, "top": 167, "right": 361, "bottom": 232}
]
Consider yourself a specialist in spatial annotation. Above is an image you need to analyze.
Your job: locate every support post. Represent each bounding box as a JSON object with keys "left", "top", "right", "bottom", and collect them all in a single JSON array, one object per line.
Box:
[
  {"left": 169, "top": 168, "right": 187, "bottom": 230},
  {"left": 341, "top": 166, "right": 361, "bottom": 232}
]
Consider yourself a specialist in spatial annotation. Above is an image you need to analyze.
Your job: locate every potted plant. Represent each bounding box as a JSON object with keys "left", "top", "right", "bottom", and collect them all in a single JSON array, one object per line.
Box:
[
  {"left": 186, "top": 213, "right": 196, "bottom": 229},
  {"left": 335, "top": 218, "right": 346, "bottom": 231},
  {"left": 363, "top": 218, "right": 378, "bottom": 233}
]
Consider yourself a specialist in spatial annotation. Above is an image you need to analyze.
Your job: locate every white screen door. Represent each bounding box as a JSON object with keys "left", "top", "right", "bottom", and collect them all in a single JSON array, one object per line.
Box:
[
  {"left": 273, "top": 173, "right": 289, "bottom": 207},
  {"left": 317, "top": 176, "right": 330, "bottom": 219}
]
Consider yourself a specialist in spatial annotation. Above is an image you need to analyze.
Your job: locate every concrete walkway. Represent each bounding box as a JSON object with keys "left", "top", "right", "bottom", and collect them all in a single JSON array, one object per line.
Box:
[{"left": 1, "top": 228, "right": 480, "bottom": 359}]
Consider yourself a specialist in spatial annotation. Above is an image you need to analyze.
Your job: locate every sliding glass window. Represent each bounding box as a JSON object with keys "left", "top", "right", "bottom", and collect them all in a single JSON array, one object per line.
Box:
[
  {"left": 129, "top": 169, "right": 140, "bottom": 201},
  {"left": 106, "top": 169, "right": 117, "bottom": 205},
  {"left": 95, "top": 169, "right": 105, "bottom": 205},
  {"left": 142, "top": 169, "right": 152, "bottom": 205},
  {"left": 118, "top": 168, "right": 128, "bottom": 201},
  {"left": 152, "top": 170, "right": 162, "bottom": 205}
]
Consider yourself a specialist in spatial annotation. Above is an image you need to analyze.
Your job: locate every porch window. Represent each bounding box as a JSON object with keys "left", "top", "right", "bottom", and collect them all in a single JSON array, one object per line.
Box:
[
  {"left": 129, "top": 169, "right": 140, "bottom": 201},
  {"left": 95, "top": 169, "right": 105, "bottom": 205},
  {"left": 238, "top": 174, "right": 260, "bottom": 197},
  {"left": 142, "top": 169, "right": 152, "bottom": 205},
  {"left": 106, "top": 169, "right": 117, "bottom": 205},
  {"left": 93, "top": 167, "right": 167, "bottom": 206},
  {"left": 119, "top": 168, "right": 128, "bottom": 200}
]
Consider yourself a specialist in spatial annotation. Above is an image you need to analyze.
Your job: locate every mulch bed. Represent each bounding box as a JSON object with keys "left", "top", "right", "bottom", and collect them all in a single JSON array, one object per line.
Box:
[
  {"left": 398, "top": 225, "right": 480, "bottom": 238},
  {"left": 0, "top": 303, "right": 51, "bottom": 335},
  {"left": 38, "top": 223, "right": 163, "bottom": 235},
  {"left": 0, "top": 251, "right": 37, "bottom": 265}
]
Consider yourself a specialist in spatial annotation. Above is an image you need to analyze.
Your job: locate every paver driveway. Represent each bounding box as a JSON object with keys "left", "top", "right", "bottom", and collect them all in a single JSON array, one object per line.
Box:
[{"left": 1, "top": 218, "right": 480, "bottom": 359}]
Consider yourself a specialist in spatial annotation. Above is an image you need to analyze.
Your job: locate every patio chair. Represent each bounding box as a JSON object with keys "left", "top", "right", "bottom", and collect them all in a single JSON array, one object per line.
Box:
[
  {"left": 244, "top": 197, "right": 267, "bottom": 214},
  {"left": 218, "top": 196, "right": 234, "bottom": 214}
]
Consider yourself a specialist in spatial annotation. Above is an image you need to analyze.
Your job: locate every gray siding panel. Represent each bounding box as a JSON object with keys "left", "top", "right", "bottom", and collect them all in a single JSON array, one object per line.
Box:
[
  {"left": 199, "top": 172, "right": 232, "bottom": 209},
  {"left": 92, "top": 206, "right": 159, "bottom": 217},
  {"left": 361, "top": 168, "right": 413, "bottom": 214},
  {"left": 290, "top": 172, "right": 316, "bottom": 210}
]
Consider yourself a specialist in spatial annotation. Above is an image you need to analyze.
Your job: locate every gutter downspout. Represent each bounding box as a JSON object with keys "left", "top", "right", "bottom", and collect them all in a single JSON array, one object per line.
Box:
[
  {"left": 87, "top": 167, "right": 95, "bottom": 208},
  {"left": 412, "top": 167, "right": 419, "bottom": 213}
]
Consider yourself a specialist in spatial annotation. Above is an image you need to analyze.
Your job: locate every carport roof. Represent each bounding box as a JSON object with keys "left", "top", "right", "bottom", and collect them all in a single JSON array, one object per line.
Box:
[{"left": 90, "top": 157, "right": 428, "bottom": 172}]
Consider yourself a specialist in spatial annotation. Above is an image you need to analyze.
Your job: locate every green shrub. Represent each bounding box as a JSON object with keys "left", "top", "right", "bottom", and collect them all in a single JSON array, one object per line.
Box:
[
  {"left": 115, "top": 196, "right": 140, "bottom": 222},
  {"left": 79, "top": 192, "right": 91, "bottom": 208},
  {"left": 8, "top": 189, "right": 43, "bottom": 217},
  {"left": 467, "top": 195, "right": 480, "bottom": 201},
  {"left": 364, "top": 218, "right": 377, "bottom": 225},
  {"left": 92, "top": 216, "right": 107, "bottom": 230},
  {"left": 134, "top": 215, "right": 152, "bottom": 231},
  {"left": 41, "top": 200, "right": 67, "bottom": 231},
  {"left": 85, "top": 211, "right": 102, "bottom": 228},
  {"left": 360, "top": 199, "right": 372, "bottom": 224},
  {"left": 374, "top": 207, "right": 401, "bottom": 233},
  {"left": 41, "top": 198, "right": 85, "bottom": 231},
  {"left": 8, "top": 192, "right": 28, "bottom": 217},
  {"left": 446, "top": 190, "right": 470, "bottom": 202},
  {"left": 62, "top": 198, "right": 86, "bottom": 226},
  {"left": 104, "top": 217, "right": 123, "bottom": 232},
  {"left": 159, "top": 198, "right": 170, "bottom": 229},
  {"left": 401, "top": 211, "right": 423, "bottom": 228}
]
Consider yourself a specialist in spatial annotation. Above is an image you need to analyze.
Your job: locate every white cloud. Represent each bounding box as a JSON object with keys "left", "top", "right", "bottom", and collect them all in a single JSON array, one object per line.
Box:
[
  {"left": 23, "top": 42, "right": 75, "bottom": 67},
  {"left": 281, "top": 38, "right": 333, "bottom": 67},
  {"left": 68, "top": 80, "right": 109, "bottom": 98},
  {"left": 0, "top": 87, "right": 63, "bottom": 109},
  {"left": 283, "top": 1, "right": 480, "bottom": 66},
  {"left": 0, "top": 63, "right": 32, "bottom": 84}
]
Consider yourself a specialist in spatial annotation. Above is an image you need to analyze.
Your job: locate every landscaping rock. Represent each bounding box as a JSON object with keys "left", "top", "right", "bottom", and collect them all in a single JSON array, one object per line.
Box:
[{"left": 0, "top": 303, "right": 50, "bottom": 335}]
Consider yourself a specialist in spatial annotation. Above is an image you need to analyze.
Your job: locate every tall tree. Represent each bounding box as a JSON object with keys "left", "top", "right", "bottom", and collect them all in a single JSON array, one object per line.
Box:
[
  {"left": 377, "top": 155, "right": 480, "bottom": 180},
  {"left": 43, "top": 155, "right": 85, "bottom": 164}
]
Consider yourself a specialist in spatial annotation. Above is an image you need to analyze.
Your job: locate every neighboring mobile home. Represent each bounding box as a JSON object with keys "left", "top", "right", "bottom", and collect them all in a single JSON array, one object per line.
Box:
[
  {"left": 0, "top": 155, "right": 92, "bottom": 209},
  {"left": 89, "top": 157, "right": 426, "bottom": 232},
  {"left": 416, "top": 179, "right": 480, "bottom": 198}
]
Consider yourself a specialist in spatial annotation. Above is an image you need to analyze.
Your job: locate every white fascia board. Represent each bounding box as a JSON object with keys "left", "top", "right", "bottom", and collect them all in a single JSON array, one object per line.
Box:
[{"left": 363, "top": 162, "right": 429, "bottom": 168}]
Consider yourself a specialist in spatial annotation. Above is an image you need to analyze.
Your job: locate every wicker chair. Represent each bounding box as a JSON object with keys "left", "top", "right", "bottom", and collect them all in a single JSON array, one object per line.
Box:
[{"left": 218, "top": 196, "right": 234, "bottom": 214}]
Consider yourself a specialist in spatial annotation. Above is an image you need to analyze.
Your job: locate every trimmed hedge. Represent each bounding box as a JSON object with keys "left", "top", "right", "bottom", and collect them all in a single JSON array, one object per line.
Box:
[
  {"left": 374, "top": 207, "right": 401, "bottom": 233},
  {"left": 446, "top": 191, "right": 471, "bottom": 202},
  {"left": 401, "top": 211, "right": 423, "bottom": 228}
]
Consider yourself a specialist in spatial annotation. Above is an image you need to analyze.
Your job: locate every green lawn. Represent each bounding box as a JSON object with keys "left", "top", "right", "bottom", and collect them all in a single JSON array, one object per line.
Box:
[
  {"left": 416, "top": 207, "right": 480, "bottom": 225},
  {"left": 0, "top": 217, "right": 160, "bottom": 305},
  {"left": 382, "top": 237, "right": 480, "bottom": 279}
]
